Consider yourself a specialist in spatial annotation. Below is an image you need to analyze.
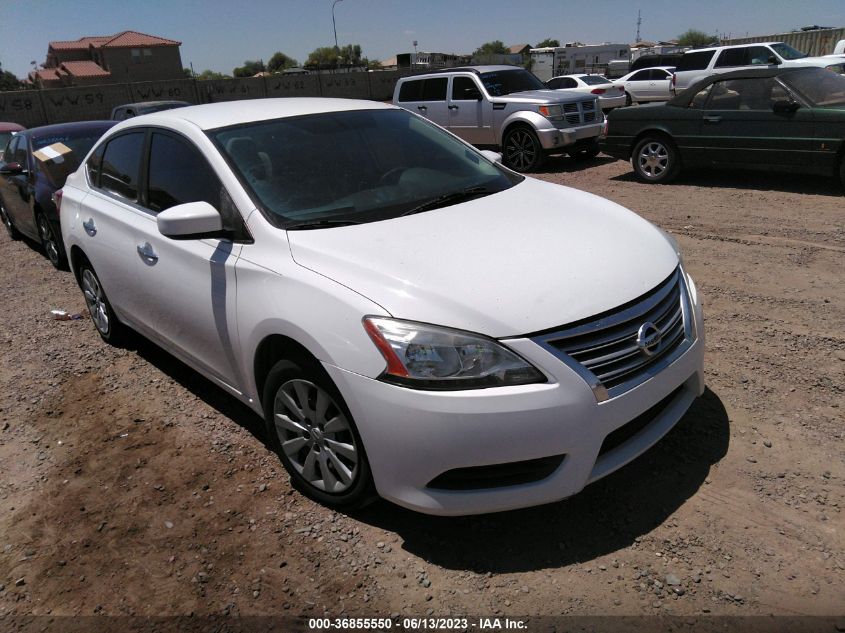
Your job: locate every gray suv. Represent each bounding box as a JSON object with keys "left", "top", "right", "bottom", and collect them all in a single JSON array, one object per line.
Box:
[{"left": 393, "top": 66, "right": 603, "bottom": 172}]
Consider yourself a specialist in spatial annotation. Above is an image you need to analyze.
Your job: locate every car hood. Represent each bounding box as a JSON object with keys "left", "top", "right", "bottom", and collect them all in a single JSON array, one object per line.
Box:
[
  {"left": 287, "top": 178, "right": 678, "bottom": 338},
  {"left": 493, "top": 90, "right": 596, "bottom": 105}
]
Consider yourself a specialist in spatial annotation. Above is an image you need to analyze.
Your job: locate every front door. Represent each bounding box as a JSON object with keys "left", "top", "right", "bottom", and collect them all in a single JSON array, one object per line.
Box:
[
  {"left": 447, "top": 76, "right": 494, "bottom": 145},
  {"left": 0, "top": 136, "right": 36, "bottom": 237}
]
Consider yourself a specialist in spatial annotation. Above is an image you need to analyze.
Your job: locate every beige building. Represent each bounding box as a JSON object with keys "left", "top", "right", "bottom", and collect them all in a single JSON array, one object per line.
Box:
[{"left": 31, "top": 30, "right": 183, "bottom": 88}]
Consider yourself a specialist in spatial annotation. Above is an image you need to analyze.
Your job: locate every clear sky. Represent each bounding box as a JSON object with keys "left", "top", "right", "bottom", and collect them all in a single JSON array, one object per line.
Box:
[{"left": 2, "top": 0, "right": 844, "bottom": 77}]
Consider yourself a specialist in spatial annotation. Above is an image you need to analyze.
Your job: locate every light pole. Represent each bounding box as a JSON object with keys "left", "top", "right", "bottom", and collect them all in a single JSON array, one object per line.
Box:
[{"left": 332, "top": 0, "right": 344, "bottom": 49}]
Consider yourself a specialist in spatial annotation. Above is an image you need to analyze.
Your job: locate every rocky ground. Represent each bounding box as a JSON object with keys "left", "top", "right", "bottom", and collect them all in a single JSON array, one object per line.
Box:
[{"left": 0, "top": 156, "right": 842, "bottom": 625}]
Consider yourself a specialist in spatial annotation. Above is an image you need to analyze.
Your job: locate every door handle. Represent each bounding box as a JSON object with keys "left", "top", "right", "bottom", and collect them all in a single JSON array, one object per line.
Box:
[
  {"left": 136, "top": 242, "right": 159, "bottom": 264},
  {"left": 702, "top": 115, "right": 722, "bottom": 123},
  {"left": 417, "top": 105, "right": 427, "bottom": 111},
  {"left": 82, "top": 218, "right": 97, "bottom": 236},
  {"left": 448, "top": 105, "right": 459, "bottom": 110}
]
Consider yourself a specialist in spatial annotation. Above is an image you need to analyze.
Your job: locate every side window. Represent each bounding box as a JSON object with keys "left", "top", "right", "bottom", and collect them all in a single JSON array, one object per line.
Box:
[
  {"left": 647, "top": 69, "right": 667, "bottom": 80},
  {"left": 689, "top": 84, "right": 713, "bottom": 109},
  {"left": 559, "top": 77, "right": 577, "bottom": 88},
  {"left": 677, "top": 50, "right": 716, "bottom": 71},
  {"left": 99, "top": 132, "right": 145, "bottom": 200},
  {"left": 147, "top": 133, "right": 221, "bottom": 213},
  {"left": 705, "top": 80, "right": 742, "bottom": 110},
  {"left": 714, "top": 48, "right": 746, "bottom": 68},
  {"left": 86, "top": 143, "right": 105, "bottom": 185},
  {"left": 397, "top": 80, "right": 423, "bottom": 102},
  {"left": 629, "top": 70, "right": 650, "bottom": 81},
  {"left": 726, "top": 78, "right": 778, "bottom": 110},
  {"left": 5, "top": 137, "right": 20, "bottom": 164},
  {"left": 451, "top": 76, "right": 479, "bottom": 100},
  {"left": 12, "top": 136, "right": 28, "bottom": 167},
  {"left": 546, "top": 78, "right": 561, "bottom": 89},
  {"left": 420, "top": 77, "right": 447, "bottom": 101},
  {"left": 749, "top": 46, "right": 773, "bottom": 65}
]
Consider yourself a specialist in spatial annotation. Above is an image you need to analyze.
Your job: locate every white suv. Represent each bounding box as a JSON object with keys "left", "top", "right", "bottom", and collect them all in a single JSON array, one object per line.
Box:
[
  {"left": 672, "top": 42, "right": 834, "bottom": 94},
  {"left": 60, "top": 98, "right": 704, "bottom": 516}
]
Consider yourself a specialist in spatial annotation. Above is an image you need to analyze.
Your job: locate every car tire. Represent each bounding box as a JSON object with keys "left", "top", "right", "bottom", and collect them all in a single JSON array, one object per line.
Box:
[
  {"left": 262, "top": 359, "right": 377, "bottom": 510},
  {"left": 631, "top": 134, "right": 680, "bottom": 183},
  {"left": 502, "top": 126, "right": 546, "bottom": 172},
  {"left": 570, "top": 142, "right": 601, "bottom": 161},
  {"left": 0, "top": 200, "right": 21, "bottom": 240},
  {"left": 78, "top": 258, "right": 128, "bottom": 345},
  {"left": 37, "top": 212, "right": 67, "bottom": 270},
  {"left": 624, "top": 92, "right": 633, "bottom": 107}
]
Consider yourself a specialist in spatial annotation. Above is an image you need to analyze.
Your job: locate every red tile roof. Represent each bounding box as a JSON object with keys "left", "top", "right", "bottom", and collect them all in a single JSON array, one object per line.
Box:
[
  {"left": 60, "top": 61, "right": 111, "bottom": 78},
  {"left": 32, "top": 68, "right": 62, "bottom": 81},
  {"left": 49, "top": 30, "right": 181, "bottom": 51}
]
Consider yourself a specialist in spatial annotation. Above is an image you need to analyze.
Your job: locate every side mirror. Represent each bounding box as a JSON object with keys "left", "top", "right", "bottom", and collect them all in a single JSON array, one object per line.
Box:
[
  {"left": 157, "top": 201, "right": 223, "bottom": 238},
  {"left": 767, "top": 55, "right": 781, "bottom": 65},
  {"left": 0, "top": 162, "right": 24, "bottom": 175},
  {"left": 772, "top": 99, "right": 799, "bottom": 114},
  {"left": 480, "top": 150, "right": 502, "bottom": 164},
  {"left": 463, "top": 87, "right": 482, "bottom": 101}
]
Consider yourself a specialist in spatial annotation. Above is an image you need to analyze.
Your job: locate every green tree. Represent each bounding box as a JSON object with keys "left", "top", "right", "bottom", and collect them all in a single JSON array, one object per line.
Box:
[
  {"left": 196, "top": 69, "right": 230, "bottom": 80},
  {"left": 0, "top": 60, "right": 24, "bottom": 91},
  {"left": 536, "top": 38, "right": 560, "bottom": 48},
  {"left": 183, "top": 67, "right": 194, "bottom": 78},
  {"left": 233, "top": 59, "right": 266, "bottom": 77},
  {"left": 473, "top": 40, "right": 509, "bottom": 56},
  {"left": 678, "top": 29, "right": 718, "bottom": 48},
  {"left": 306, "top": 44, "right": 366, "bottom": 69},
  {"left": 267, "top": 51, "right": 300, "bottom": 72}
]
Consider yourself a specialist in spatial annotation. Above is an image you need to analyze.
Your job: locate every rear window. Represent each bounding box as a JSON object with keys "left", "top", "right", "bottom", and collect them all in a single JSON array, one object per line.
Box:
[
  {"left": 579, "top": 75, "right": 609, "bottom": 85},
  {"left": 677, "top": 50, "right": 716, "bottom": 72},
  {"left": 99, "top": 132, "right": 145, "bottom": 200},
  {"left": 398, "top": 78, "right": 447, "bottom": 102}
]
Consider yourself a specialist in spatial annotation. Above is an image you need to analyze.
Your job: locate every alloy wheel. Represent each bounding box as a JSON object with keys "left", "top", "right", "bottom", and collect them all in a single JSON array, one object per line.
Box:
[
  {"left": 81, "top": 268, "right": 109, "bottom": 334},
  {"left": 272, "top": 379, "right": 360, "bottom": 494},
  {"left": 504, "top": 129, "right": 539, "bottom": 171},
  {"left": 637, "top": 141, "right": 670, "bottom": 179},
  {"left": 38, "top": 216, "right": 60, "bottom": 267}
]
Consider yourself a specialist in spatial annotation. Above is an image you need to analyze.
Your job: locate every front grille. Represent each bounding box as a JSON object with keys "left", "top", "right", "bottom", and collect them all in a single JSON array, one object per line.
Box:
[
  {"left": 426, "top": 455, "right": 565, "bottom": 491},
  {"left": 559, "top": 99, "right": 599, "bottom": 126},
  {"left": 530, "top": 268, "right": 693, "bottom": 400}
]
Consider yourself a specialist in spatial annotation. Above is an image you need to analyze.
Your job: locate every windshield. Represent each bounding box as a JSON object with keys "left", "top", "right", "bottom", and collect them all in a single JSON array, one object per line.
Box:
[
  {"left": 0, "top": 132, "right": 12, "bottom": 159},
  {"left": 479, "top": 69, "right": 545, "bottom": 96},
  {"left": 210, "top": 109, "right": 521, "bottom": 227},
  {"left": 782, "top": 67, "right": 845, "bottom": 107},
  {"left": 770, "top": 43, "right": 807, "bottom": 60},
  {"left": 579, "top": 75, "right": 610, "bottom": 86},
  {"left": 31, "top": 125, "right": 115, "bottom": 187}
]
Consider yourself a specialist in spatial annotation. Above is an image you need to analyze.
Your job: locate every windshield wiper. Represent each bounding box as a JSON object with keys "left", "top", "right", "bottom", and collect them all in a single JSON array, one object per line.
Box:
[
  {"left": 285, "top": 218, "right": 361, "bottom": 230},
  {"left": 400, "top": 186, "right": 495, "bottom": 217}
]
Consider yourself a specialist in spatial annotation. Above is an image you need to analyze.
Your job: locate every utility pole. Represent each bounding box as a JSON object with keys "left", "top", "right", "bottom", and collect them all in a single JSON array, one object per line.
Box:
[
  {"left": 636, "top": 9, "right": 642, "bottom": 43},
  {"left": 332, "top": 0, "right": 344, "bottom": 49}
]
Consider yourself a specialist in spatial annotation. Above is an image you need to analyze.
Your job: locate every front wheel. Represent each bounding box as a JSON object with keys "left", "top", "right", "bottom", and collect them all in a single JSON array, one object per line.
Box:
[
  {"left": 631, "top": 135, "right": 680, "bottom": 183},
  {"left": 502, "top": 126, "right": 546, "bottom": 172},
  {"left": 263, "top": 360, "right": 376, "bottom": 509},
  {"left": 0, "top": 200, "right": 21, "bottom": 240},
  {"left": 37, "top": 213, "right": 67, "bottom": 270},
  {"left": 625, "top": 91, "right": 633, "bottom": 107}
]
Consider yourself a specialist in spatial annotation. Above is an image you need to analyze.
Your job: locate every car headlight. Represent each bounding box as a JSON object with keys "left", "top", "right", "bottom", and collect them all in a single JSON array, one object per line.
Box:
[
  {"left": 363, "top": 317, "right": 546, "bottom": 390},
  {"left": 538, "top": 105, "right": 563, "bottom": 121}
]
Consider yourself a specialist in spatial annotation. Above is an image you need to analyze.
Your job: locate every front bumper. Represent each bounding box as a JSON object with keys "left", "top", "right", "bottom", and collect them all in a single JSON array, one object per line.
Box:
[
  {"left": 325, "top": 285, "right": 705, "bottom": 515},
  {"left": 536, "top": 121, "right": 603, "bottom": 150}
]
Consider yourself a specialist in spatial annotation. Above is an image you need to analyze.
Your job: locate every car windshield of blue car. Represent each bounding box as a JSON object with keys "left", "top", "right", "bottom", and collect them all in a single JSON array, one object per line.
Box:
[
  {"left": 770, "top": 43, "right": 807, "bottom": 61},
  {"left": 784, "top": 68, "right": 845, "bottom": 106},
  {"left": 210, "top": 109, "right": 522, "bottom": 228},
  {"left": 32, "top": 128, "right": 112, "bottom": 187},
  {"left": 480, "top": 69, "right": 546, "bottom": 96}
]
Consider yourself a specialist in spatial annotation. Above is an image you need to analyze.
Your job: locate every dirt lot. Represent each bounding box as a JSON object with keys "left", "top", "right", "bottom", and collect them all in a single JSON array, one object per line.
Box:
[{"left": 0, "top": 156, "right": 842, "bottom": 624}]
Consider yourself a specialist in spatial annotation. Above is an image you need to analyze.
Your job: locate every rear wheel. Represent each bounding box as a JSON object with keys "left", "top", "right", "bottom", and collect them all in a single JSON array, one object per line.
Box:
[
  {"left": 502, "top": 126, "right": 546, "bottom": 172},
  {"left": 631, "top": 135, "right": 680, "bottom": 183},
  {"left": 78, "top": 259, "right": 128, "bottom": 345},
  {"left": 0, "top": 200, "right": 20, "bottom": 240},
  {"left": 263, "top": 360, "right": 376, "bottom": 509},
  {"left": 624, "top": 91, "right": 633, "bottom": 107},
  {"left": 37, "top": 213, "right": 67, "bottom": 270}
]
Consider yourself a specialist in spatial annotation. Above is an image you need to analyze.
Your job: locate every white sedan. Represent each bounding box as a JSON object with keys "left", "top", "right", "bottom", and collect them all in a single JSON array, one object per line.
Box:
[
  {"left": 545, "top": 74, "right": 627, "bottom": 110},
  {"left": 613, "top": 66, "right": 676, "bottom": 105},
  {"left": 60, "top": 98, "right": 704, "bottom": 515}
]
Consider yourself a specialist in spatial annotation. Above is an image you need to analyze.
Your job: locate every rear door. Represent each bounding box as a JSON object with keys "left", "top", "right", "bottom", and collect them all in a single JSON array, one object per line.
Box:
[
  {"left": 447, "top": 75, "right": 494, "bottom": 145},
  {"left": 697, "top": 77, "right": 814, "bottom": 167},
  {"left": 0, "top": 136, "right": 37, "bottom": 238},
  {"left": 623, "top": 70, "right": 652, "bottom": 100},
  {"left": 396, "top": 77, "right": 449, "bottom": 127}
]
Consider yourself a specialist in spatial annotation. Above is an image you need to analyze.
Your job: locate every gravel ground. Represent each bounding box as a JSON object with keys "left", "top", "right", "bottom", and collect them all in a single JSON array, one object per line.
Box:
[{"left": 0, "top": 155, "right": 842, "bottom": 621}]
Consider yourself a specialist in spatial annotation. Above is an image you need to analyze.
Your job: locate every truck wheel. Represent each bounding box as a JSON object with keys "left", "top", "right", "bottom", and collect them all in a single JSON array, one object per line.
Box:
[
  {"left": 503, "top": 126, "right": 546, "bottom": 172},
  {"left": 631, "top": 135, "right": 680, "bottom": 183}
]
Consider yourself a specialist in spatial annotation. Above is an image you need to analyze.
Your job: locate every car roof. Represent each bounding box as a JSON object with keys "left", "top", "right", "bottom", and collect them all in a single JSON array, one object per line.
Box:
[
  {"left": 18, "top": 120, "right": 117, "bottom": 139},
  {"left": 0, "top": 122, "right": 26, "bottom": 132},
  {"left": 115, "top": 101, "right": 190, "bottom": 109},
  {"left": 115, "top": 97, "right": 396, "bottom": 131},
  {"left": 667, "top": 66, "right": 815, "bottom": 106},
  {"left": 682, "top": 41, "right": 783, "bottom": 53},
  {"left": 412, "top": 65, "right": 523, "bottom": 76}
]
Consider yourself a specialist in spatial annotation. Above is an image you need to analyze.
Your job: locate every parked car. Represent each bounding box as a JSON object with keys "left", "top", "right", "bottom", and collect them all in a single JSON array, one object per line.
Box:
[
  {"left": 630, "top": 53, "right": 684, "bottom": 73},
  {"left": 0, "top": 122, "right": 25, "bottom": 161},
  {"left": 600, "top": 67, "right": 845, "bottom": 188},
  {"left": 111, "top": 100, "right": 190, "bottom": 120},
  {"left": 60, "top": 98, "right": 704, "bottom": 516},
  {"left": 0, "top": 120, "right": 117, "bottom": 268},
  {"left": 545, "top": 74, "right": 627, "bottom": 110},
  {"left": 393, "top": 66, "right": 604, "bottom": 171},
  {"left": 671, "top": 42, "right": 834, "bottom": 95},
  {"left": 613, "top": 67, "right": 675, "bottom": 105}
]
